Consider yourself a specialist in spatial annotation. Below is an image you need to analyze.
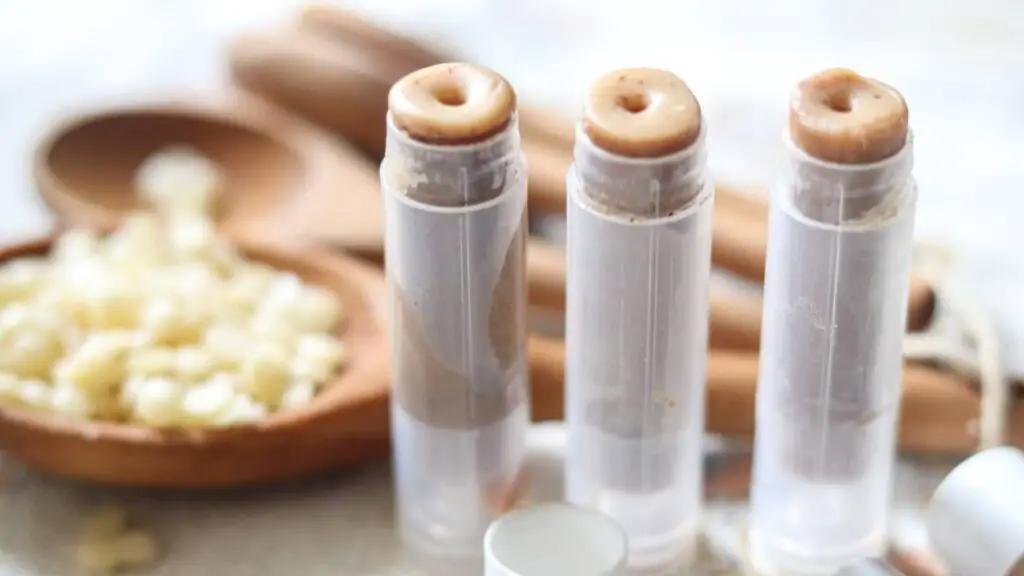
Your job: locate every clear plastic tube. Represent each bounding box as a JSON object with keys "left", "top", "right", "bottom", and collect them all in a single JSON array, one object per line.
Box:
[
  {"left": 748, "top": 134, "right": 917, "bottom": 575},
  {"left": 381, "top": 113, "right": 530, "bottom": 564},
  {"left": 564, "top": 123, "right": 714, "bottom": 572}
]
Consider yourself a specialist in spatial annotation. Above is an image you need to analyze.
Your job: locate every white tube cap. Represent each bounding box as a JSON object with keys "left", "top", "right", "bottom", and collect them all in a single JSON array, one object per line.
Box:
[
  {"left": 927, "top": 446, "right": 1024, "bottom": 576},
  {"left": 484, "top": 503, "right": 628, "bottom": 576}
]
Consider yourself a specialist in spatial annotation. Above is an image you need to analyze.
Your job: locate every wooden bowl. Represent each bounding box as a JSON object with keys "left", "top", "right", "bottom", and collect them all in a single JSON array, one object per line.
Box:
[
  {"left": 0, "top": 234, "right": 390, "bottom": 489},
  {"left": 33, "top": 97, "right": 386, "bottom": 260}
]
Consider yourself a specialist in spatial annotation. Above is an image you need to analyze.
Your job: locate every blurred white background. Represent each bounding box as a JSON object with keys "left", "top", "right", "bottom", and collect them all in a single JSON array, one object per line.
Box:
[{"left": 1, "top": 0, "right": 1022, "bottom": 371}]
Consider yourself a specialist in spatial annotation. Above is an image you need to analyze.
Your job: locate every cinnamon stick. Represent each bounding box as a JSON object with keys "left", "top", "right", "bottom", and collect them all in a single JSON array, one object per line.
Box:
[
  {"left": 528, "top": 337, "right": 1011, "bottom": 455},
  {"left": 527, "top": 240, "right": 761, "bottom": 350},
  {"left": 520, "top": 133, "right": 934, "bottom": 328},
  {"left": 709, "top": 182, "right": 934, "bottom": 330}
]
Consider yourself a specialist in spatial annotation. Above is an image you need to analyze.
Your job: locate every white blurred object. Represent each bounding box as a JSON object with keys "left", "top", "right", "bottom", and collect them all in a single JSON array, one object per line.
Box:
[
  {"left": 483, "top": 503, "right": 628, "bottom": 576},
  {"left": 523, "top": 422, "right": 567, "bottom": 502},
  {"left": 927, "top": 447, "right": 1024, "bottom": 576}
]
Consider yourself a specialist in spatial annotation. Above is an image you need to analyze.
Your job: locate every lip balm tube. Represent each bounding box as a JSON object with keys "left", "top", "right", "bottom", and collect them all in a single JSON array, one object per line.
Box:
[
  {"left": 381, "top": 63, "right": 530, "bottom": 566},
  {"left": 484, "top": 503, "right": 629, "bottom": 576},
  {"left": 564, "top": 68, "right": 714, "bottom": 573},
  {"left": 928, "top": 446, "right": 1024, "bottom": 576},
  {"left": 748, "top": 68, "right": 917, "bottom": 575}
]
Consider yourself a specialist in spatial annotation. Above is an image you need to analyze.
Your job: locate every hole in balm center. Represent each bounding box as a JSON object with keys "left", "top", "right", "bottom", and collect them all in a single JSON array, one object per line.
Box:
[
  {"left": 616, "top": 92, "right": 650, "bottom": 114},
  {"left": 432, "top": 83, "right": 467, "bottom": 107},
  {"left": 825, "top": 93, "right": 852, "bottom": 113}
]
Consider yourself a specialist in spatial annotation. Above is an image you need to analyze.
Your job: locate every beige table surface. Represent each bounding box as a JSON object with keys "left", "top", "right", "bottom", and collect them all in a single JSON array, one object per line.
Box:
[{"left": 0, "top": 435, "right": 954, "bottom": 575}]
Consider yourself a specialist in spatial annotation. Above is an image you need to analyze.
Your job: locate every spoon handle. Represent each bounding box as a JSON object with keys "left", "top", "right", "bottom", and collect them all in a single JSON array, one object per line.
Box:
[{"left": 299, "top": 4, "right": 442, "bottom": 70}]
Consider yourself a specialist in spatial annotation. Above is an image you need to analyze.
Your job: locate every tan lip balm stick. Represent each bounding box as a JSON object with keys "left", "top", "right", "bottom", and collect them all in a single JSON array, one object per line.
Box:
[
  {"left": 564, "top": 68, "right": 714, "bottom": 573},
  {"left": 382, "top": 63, "right": 530, "bottom": 567},
  {"left": 747, "top": 69, "right": 917, "bottom": 575}
]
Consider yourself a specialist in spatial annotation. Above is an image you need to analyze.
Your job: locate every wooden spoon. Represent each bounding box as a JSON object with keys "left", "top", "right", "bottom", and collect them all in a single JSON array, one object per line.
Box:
[
  {"left": 298, "top": 4, "right": 440, "bottom": 73},
  {"left": 34, "top": 96, "right": 386, "bottom": 261},
  {"left": 225, "top": 27, "right": 407, "bottom": 165},
  {"left": 529, "top": 338, "right": 1021, "bottom": 455},
  {"left": 0, "top": 234, "right": 391, "bottom": 488}
]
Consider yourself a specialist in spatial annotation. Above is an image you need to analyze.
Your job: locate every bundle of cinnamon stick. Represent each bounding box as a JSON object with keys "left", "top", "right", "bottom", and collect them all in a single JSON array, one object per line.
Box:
[{"left": 223, "top": 3, "right": 1015, "bottom": 455}]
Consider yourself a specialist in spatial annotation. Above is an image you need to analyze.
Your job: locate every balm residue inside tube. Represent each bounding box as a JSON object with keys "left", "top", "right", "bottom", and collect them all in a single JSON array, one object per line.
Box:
[{"left": 382, "top": 63, "right": 531, "bottom": 566}]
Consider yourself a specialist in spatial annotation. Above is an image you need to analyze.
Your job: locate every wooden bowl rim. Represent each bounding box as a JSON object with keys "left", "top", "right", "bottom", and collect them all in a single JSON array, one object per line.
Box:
[{"left": 0, "top": 231, "right": 389, "bottom": 448}]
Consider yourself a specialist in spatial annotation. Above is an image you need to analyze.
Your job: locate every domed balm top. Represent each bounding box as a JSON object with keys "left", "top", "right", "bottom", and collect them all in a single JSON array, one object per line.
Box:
[
  {"left": 582, "top": 68, "right": 702, "bottom": 158},
  {"left": 789, "top": 68, "right": 909, "bottom": 164},
  {"left": 388, "top": 62, "right": 516, "bottom": 145}
]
